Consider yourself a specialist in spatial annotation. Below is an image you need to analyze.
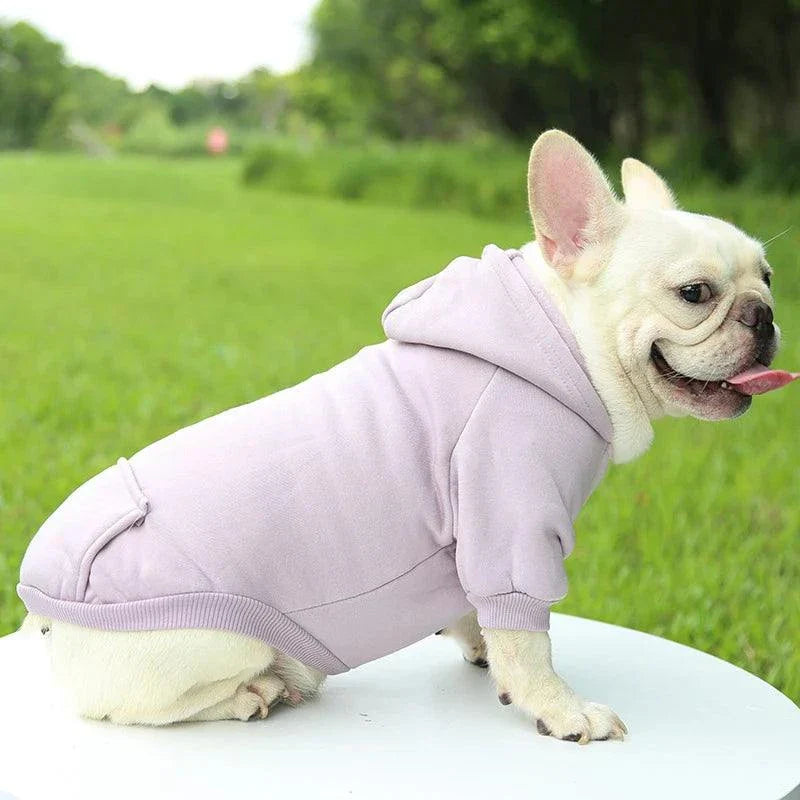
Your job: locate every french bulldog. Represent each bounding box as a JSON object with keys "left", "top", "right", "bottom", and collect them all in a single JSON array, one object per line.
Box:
[{"left": 20, "top": 130, "right": 795, "bottom": 742}]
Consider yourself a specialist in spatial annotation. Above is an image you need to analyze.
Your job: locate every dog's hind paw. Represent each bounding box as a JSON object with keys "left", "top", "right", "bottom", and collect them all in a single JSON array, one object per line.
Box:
[
  {"left": 244, "top": 674, "right": 290, "bottom": 718},
  {"left": 230, "top": 686, "right": 269, "bottom": 721}
]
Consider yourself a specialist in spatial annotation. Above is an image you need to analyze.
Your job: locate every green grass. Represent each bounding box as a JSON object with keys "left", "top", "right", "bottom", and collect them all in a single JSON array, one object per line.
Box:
[{"left": 1, "top": 153, "right": 798, "bottom": 703}]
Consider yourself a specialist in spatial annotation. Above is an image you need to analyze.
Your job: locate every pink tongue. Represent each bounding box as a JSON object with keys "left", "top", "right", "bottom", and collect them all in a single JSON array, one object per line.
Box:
[{"left": 726, "top": 365, "right": 800, "bottom": 396}]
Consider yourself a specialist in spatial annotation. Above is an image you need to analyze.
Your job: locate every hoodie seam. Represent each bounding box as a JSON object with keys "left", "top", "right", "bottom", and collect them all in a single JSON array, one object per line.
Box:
[
  {"left": 381, "top": 274, "right": 437, "bottom": 328},
  {"left": 489, "top": 255, "right": 591, "bottom": 424},
  {"left": 508, "top": 252, "right": 590, "bottom": 378},
  {"left": 447, "top": 365, "right": 501, "bottom": 545},
  {"left": 492, "top": 247, "right": 612, "bottom": 444},
  {"left": 449, "top": 365, "right": 500, "bottom": 464},
  {"left": 285, "top": 543, "right": 455, "bottom": 613},
  {"left": 291, "top": 365, "right": 499, "bottom": 616}
]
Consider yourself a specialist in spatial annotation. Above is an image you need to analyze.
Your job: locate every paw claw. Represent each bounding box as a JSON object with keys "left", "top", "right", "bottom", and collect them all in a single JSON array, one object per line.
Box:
[{"left": 533, "top": 700, "right": 625, "bottom": 743}]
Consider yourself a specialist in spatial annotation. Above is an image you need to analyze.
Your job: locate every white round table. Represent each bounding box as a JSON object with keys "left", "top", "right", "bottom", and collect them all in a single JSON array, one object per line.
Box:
[{"left": 0, "top": 613, "right": 797, "bottom": 800}]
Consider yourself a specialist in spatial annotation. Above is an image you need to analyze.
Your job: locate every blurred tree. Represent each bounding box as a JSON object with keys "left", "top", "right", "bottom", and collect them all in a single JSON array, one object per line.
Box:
[
  {"left": 35, "top": 65, "right": 143, "bottom": 150},
  {"left": 68, "top": 67, "right": 132, "bottom": 127},
  {"left": 236, "top": 69, "right": 290, "bottom": 132},
  {"left": 308, "top": 0, "right": 800, "bottom": 178},
  {"left": 309, "top": 0, "right": 607, "bottom": 142},
  {"left": 169, "top": 85, "right": 214, "bottom": 125},
  {"left": 311, "top": 0, "right": 472, "bottom": 139},
  {"left": 0, "top": 21, "right": 68, "bottom": 148},
  {"left": 5, "top": 9, "right": 800, "bottom": 185}
]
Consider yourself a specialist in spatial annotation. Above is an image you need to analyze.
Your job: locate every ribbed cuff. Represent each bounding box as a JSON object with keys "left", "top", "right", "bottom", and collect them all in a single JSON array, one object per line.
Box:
[
  {"left": 16, "top": 584, "right": 350, "bottom": 675},
  {"left": 467, "top": 591, "right": 552, "bottom": 631}
]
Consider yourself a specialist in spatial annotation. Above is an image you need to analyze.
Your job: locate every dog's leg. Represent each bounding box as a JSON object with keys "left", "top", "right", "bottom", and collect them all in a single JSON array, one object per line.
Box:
[
  {"left": 436, "top": 611, "right": 488, "bottom": 667},
  {"left": 483, "top": 628, "right": 626, "bottom": 743},
  {"left": 130, "top": 669, "right": 275, "bottom": 725},
  {"left": 270, "top": 651, "right": 326, "bottom": 703},
  {"left": 45, "top": 620, "right": 308, "bottom": 725}
]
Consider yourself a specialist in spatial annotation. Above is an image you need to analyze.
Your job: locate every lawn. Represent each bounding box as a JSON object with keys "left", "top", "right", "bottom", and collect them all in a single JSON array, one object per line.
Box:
[{"left": 0, "top": 153, "right": 797, "bottom": 702}]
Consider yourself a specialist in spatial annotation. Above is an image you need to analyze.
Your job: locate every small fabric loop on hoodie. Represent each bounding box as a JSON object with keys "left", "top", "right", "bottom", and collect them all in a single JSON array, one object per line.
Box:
[{"left": 117, "top": 457, "right": 149, "bottom": 517}]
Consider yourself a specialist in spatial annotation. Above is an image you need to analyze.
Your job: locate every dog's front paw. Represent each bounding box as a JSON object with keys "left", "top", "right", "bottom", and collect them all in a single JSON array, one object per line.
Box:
[
  {"left": 499, "top": 686, "right": 626, "bottom": 744},
  {"left": 533, "top": 698, "right": 626, "bottom": 744}
]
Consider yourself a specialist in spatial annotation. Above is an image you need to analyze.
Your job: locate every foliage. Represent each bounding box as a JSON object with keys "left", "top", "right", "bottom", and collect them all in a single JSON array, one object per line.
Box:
[
  {"left": 310, "top": 0, "right": 473, "bottom": 139},
  {"left": 308, "top": 0, "right": 800, "bottom": 179},
  {"left": 0, "top": 154, "right": 798, "bottom": 702},
  {"left": 242, "top": 138, "right": 528, "bottom": 218},
  {"left": 0, "top": 22, "right": 68, "bottom": 148},
  {"left": 744, "top": 137, "right": 800, "bottom": 193},
  {"left": 5, "top": 11, "right": 800, "bottom": 184},
  {"left": 68, "top": 66, "right": 133, "bottom": 127}
]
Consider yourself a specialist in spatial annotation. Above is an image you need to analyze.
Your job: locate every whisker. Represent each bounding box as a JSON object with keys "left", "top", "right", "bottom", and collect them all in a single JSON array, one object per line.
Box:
[
  {"left": 655, "top": 372, "right": 682, "bottom": 387},
  {"left": 762, "top": 226, "right": 793, "bottom": 248}
]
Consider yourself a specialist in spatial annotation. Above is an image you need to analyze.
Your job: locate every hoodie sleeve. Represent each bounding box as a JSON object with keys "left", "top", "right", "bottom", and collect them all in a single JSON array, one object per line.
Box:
[{"left": 450, "top": 369, "right": 605, "bottom": 633}]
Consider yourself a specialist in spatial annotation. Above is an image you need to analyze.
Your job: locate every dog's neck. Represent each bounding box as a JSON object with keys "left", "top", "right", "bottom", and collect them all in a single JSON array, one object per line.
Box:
[{"left": 519, "top": 241, "right": 655, "bottom": 463}]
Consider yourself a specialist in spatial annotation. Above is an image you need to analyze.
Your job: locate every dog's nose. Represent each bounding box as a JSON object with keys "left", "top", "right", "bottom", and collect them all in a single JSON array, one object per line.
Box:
[{"left": 739, "top": 300, "right": 774, "bottom": 338}]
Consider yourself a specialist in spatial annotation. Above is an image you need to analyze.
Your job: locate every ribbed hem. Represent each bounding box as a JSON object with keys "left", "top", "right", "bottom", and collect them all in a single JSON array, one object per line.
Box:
[
  {"left": 17, "top": 584, "right": 349, "bottom": 675},
  {"left": 468, "top": 591, "right": 552, "bottom": 631}
]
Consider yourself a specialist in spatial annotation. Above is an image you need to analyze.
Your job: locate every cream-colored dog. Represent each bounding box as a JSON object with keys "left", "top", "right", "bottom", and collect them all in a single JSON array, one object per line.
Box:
[{"left": 23, "top": 130, "right": 782, "bottom": 743}]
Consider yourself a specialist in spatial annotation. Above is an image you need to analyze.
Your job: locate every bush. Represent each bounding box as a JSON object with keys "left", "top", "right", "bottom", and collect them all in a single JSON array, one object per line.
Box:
[
  {"left": 412, "top": 157, "right": 461, "bottom": 208},
  {"left": 242, "top": 138, "right": 528, "bottom": 219},
  {"left": 121, "top": 106, "right": 186, "bottom": 155},
  {"left": 241, "top": 141, "right": 284, "bottom": 183},
  {"left": 745, "top": 138, "right": 800, "bottom": 193},
  {"left": 241, "top": 141, "right": 322, "bottom": 192},
  {"left": 120, "top": 107, "right": 267, "bottom": 158}
]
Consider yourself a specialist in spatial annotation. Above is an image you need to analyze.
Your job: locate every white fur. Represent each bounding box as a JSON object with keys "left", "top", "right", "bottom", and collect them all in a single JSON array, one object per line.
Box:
[
  {"left": 523, "top": 131, "right": 774, "bottom": 463},
  {"left": 20, "top": 130, "right": 778, "bottom": 742},
  {"left": 437, "top": 610, "right": 487, "bottom": 665},
  {"left": 484, "top": 626, "right": 626, "bottom": 743},
  {"left": 29, "top": 615, "right": 323, "bottom": 725},
  {"left": 620, "top": 158, "right": 675, "bottom": 210}
]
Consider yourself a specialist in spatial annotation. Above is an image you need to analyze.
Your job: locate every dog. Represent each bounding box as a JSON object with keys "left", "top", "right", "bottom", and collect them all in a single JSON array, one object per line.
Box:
[{"left": 18, "top": 130, "right": 789, "bottom": 743}]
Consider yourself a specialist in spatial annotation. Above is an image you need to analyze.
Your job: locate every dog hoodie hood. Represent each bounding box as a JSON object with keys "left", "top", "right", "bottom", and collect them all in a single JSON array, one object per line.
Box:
[
  {"left": 18, "top": 245, "right": 612, "bottom": 675},
  {"left": 382, "top": 245, "right": 612, "bottom": 442}
]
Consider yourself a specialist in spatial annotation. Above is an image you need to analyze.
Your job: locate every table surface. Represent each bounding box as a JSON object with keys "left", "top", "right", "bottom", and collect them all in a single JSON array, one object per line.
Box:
[{"left": 0, "top": 613, "right": 797, "bottom": 800}]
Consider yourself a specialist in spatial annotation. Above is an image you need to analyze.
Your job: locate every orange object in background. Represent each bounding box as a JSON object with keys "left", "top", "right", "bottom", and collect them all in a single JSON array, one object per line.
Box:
[{"left": 206, "top": 126, "right": 229, "bottom": 155}]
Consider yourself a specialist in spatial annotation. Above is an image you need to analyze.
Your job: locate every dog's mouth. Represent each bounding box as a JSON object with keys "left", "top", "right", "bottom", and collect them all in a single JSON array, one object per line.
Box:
[
  {"left": 650, "top": 343, "right": 738, "bottom": 400},
  {"left": 649, "top": 343, "right": 798, "bottom": 398}
]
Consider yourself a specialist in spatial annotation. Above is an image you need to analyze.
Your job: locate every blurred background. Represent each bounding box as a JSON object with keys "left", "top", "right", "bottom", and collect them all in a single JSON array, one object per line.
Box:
[{"left": 0, "top": 2, "right": 798, "bottom": 701}]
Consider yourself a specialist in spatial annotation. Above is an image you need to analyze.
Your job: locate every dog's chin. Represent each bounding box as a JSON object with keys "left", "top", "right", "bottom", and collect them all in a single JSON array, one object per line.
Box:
[{"left": 648, "top": 344, "right": 753, "bottom": 420}]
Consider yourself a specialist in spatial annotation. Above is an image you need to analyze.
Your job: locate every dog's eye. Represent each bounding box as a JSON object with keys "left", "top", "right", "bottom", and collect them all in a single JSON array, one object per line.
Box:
[
  {"left": 679, "top": 283, "right": 712, "bottom": 304},
  {"left": 763, "top": 273, "right": 772, "bottom": 288}
]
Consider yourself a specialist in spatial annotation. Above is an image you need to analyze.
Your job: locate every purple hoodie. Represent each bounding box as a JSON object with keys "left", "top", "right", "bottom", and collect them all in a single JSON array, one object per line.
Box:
[{"left": 18, "top": 245, "right": 612, "bottom": 675}]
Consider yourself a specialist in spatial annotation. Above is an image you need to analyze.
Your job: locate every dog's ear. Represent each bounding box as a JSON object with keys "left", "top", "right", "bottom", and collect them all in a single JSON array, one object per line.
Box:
[
  {"left": 621, "top": 158, "right": 676, "bottom": 210},
  {"left": 528, "top": 130, "right": 621, "bottom": 277}
]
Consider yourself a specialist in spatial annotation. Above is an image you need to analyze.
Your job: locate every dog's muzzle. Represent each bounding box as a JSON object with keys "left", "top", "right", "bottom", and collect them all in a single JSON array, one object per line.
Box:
[{"left": 738, "top": 300, "right": 775, "bottom": 360}]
